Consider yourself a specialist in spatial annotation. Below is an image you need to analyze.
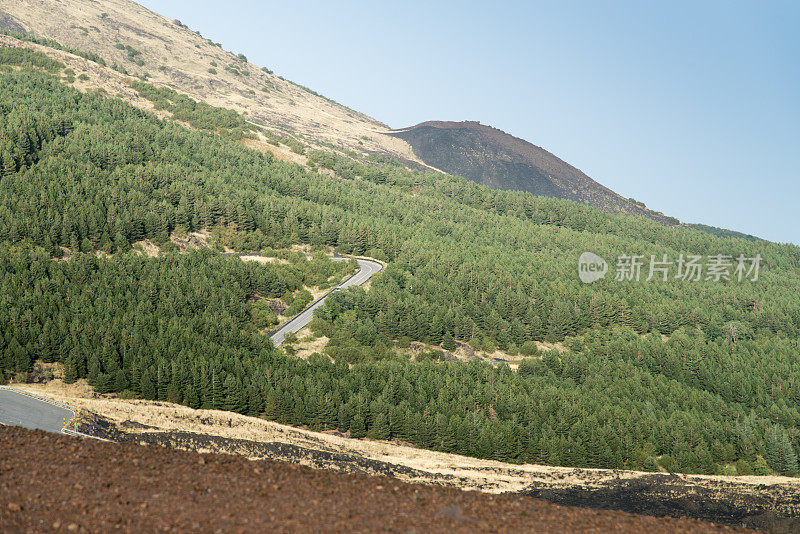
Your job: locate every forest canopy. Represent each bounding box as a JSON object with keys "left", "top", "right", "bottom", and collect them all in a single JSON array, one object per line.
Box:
[{"left": 2, "top": 56, "right": 800, "bottom": 477}]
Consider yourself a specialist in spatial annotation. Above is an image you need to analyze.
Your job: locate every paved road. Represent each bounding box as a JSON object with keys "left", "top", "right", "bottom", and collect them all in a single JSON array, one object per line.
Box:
[
  {"left": 0, "top": 387, "right": 74, "bottom": 433},
  {"left": 0, "top": 257, "right": 381, "bottom": 433},
  {"left": 270, "top": 258, "right": 383, "bottom": 346}
]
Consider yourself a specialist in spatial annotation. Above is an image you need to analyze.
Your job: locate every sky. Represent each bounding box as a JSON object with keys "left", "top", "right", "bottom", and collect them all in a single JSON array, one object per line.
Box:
[{"left": 140, "top": 0, "right": 800, "bottom": 245}]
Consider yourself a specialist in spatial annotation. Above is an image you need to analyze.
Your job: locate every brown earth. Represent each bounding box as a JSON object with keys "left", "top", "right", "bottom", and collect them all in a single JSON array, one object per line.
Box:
[
  {"left": 14, "top": 381, "right": 800, "bottom": 532},
  {"left": 0, "top": 426, "right": 749, "bottom": 534}
]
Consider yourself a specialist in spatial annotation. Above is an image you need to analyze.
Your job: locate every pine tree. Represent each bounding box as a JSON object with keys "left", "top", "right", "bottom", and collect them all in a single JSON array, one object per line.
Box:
[
  {"left": 185, "top": 385, "right": 200, "bottom": 409},
  {"left": 223, "top": 375, "right": 241, "bottom": 413},
  {"left": 212, "top": 370, "right": 224, "bottom": 409},
  {"left": 63, "top": 356, "right": 78, "bottom": 384},
  {"left": 350, "top": 411, "right": 367, "bottom": 439},
  {"left": 114, "top": 369, "right": 128, "bottom": 392},
  {"left": 368, "top": 412, "right": 390, "bottom": 440},
  {"left": 140, "top": 372, "right": 156, "bottom": 400},
  {"left": 157, "top": 362, "right": 169, "bottom": 401},
  {"left": 18, "top": 132, "right": 31, "bottom": 159},
  {"left": 2, "top": 152, "right": 15, "bottom": 176},
  {"left": 338, "top": 402, "right": 354, "bottom": 432},
  {"left": 9, "top": 337, "right": 30, "bottom": 373},
  {"left": 442, "top": 332, "right": 456, "bottom": 352},
  {"left": 247, "top": 385, "right": 262, "bottom": 416}
]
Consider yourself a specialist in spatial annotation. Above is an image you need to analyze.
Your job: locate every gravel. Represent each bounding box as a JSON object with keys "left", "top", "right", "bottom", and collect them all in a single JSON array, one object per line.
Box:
[{"left": 0, "top": 426, "right": 750, "bottom": 533}]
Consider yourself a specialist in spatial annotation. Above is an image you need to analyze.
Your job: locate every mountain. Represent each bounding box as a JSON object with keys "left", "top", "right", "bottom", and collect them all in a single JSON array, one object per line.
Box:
[
  {"left": 3, "top": 0, "right": 800, "bottom": 509},
  {"left": 389, "top": 121, "right": 676, "bottom": 224},
  {"left": 0, "top": 0, "right": 424, "bottom": 166},
  {"left": 1, "top": 0, "right": 678, "bottom": 225}
]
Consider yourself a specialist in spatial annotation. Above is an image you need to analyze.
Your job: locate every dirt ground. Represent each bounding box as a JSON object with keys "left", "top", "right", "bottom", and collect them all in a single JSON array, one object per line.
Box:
[
  {"left": 0, "top": 426, "right": 748, "bottom": 533},
  {"left": 12, "top": 381, "right": 800, "bottom": 532}
]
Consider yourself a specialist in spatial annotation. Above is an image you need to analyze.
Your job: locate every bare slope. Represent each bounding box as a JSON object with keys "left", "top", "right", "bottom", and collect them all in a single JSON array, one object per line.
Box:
[
  {"left": 0, "top": 0, "right": 421, "bottom": 163},
  {"left": 390, "top": 121, "right": 676, "bottom": 223}
]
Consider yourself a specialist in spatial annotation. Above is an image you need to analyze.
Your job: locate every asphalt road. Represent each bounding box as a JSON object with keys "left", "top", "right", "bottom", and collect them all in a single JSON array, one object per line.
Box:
[
  {"left": 0, "top": 256, "right": 381, "bottom": 433},
  {"left": 270, "top": 258, "right": 382, "bottom": 346},
  {"left": 0, "top": 387, "right": 74, "bottom": 434}
]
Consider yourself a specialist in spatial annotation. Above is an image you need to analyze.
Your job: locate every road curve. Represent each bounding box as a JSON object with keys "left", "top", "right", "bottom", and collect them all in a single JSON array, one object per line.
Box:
[
  {"left": 270, "top": 258, "right": 383, "bottom": 347},
  {"left": 0, "top": 257, "right": 381, "bottom": 432},
  {"left": 0, "top": 387, "right": 74, "bottom": 434}
]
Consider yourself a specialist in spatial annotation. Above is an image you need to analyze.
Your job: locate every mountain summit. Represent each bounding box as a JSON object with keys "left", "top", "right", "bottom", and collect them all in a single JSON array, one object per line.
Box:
[{"left": 390, "top": 121, "right": 674, "bottom": 223}]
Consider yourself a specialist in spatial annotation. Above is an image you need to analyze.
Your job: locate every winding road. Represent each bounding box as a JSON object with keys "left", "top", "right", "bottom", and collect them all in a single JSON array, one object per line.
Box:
[
  {"left": 270, "top": 258, "right": 383, "bottom": 346},
  {"left": 0, "top": 256, "right": 382, "bottom": 434}
]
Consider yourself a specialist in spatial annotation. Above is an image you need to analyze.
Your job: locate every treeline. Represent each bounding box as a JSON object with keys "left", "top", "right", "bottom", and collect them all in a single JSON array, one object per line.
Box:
[
  {"left": 0, "top": 47, "right": 65, "bottom": 73},
  {"left": 0, "top": 29, "right": 107, "bottom": 67},
  {"left": 131, "top": 81, "right": 254, "bottom": 138},
  {"left": 2, "top": 55, "right": 800, "bottom": 475}
]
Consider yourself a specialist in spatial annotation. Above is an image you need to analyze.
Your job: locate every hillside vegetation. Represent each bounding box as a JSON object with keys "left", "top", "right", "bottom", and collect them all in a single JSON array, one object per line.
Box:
[
  {"left": 2, "top": 48, "right": 800, "bottom": 478},
  {"left": 0, "top": 0, "right": 420, "bottom": 163},
  {"left": 1, "top": 0, "right": 707, "bottom": 225}
]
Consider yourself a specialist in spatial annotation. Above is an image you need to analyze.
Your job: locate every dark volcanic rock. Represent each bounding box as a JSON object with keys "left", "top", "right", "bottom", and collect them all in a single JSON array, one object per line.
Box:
[
  {"left": 524, "top": 473, "right": 800, "bottom": 533},
  {"left": 390, "top": 120, "right": 674, "bottom": 224}
]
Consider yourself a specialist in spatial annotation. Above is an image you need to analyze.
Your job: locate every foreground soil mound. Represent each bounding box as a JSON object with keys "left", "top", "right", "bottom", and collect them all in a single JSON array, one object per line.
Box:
[{"left": 0, "top": 427, "right": 746, "bottom": 533}]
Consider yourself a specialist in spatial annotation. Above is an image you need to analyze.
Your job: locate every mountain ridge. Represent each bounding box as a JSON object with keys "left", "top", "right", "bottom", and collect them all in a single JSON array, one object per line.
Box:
[
  {"left": 389, "top": 120, "right": 676, "bottom": 224},
  {"left": 0, "top": 0, "right": 747, "bottom": 233}
]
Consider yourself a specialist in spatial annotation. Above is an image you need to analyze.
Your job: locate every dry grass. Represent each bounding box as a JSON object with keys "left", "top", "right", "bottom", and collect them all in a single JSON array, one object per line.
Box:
[
  {"left": 0, "top": 0, "right": 427, "bottom": 165},
  {"left": 15, "top": 379, "right": 800, "bottom": 496},
  {"left": 390, "top": 339, "right": 567, "bottom": 371},
  {"left": 241, "top": 137, "right": 308, "bottom": 166},
  {"left": 239, "top": 255, "right": 289, "bottom": 265},
  {"left": 131, "top": 239, "right": 160, "bottom": 257},
  {"left": 288, "top": 327, "right": 329, "bottom": 359}
]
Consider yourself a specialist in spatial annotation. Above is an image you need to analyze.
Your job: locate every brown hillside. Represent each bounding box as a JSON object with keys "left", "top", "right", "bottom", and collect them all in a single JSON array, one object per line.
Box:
[
  {"left": 0, "top": 427, "right": 747, "bottom": 533},
  {"left": 0, "top": 0, "right": 421, "bottom": 164}
]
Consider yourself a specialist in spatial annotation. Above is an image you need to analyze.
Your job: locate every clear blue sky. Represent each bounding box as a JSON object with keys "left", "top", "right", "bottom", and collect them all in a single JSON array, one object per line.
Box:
[{"left": 140, "top": 0, "right": 800, "bottom": 245}]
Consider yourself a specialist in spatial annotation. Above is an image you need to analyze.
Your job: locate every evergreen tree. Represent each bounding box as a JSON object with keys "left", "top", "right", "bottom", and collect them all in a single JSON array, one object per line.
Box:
[
  {"left": 442, "top": 332, "right": 456, "bottom": 352},
  {"left": 349, "top": 411, "right": 367, "bottom": 439}
]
